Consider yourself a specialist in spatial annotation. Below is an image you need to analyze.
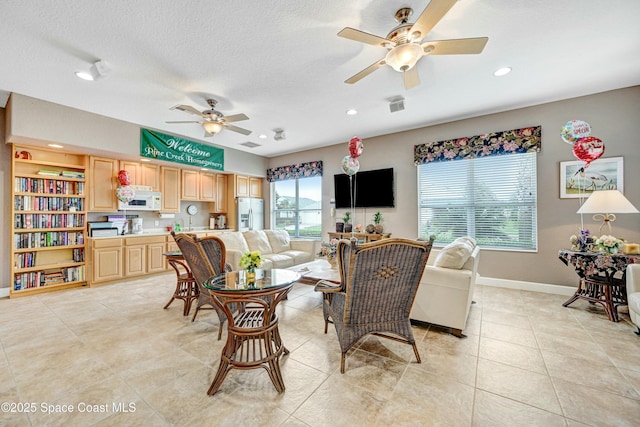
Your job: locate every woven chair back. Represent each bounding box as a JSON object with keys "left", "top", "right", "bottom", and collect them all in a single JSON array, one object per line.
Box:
[
  {"left": 172, "top": 232, "right": 227, "bottom": 286},
  {"left": 337, "top": 238, "right": 432, "bottom": 324}
]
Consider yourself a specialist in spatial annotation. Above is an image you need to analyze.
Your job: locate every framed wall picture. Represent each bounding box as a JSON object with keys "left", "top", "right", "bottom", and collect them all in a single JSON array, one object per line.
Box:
[{"left": 560, "top": 156, "right": 623, "bottom": 199}]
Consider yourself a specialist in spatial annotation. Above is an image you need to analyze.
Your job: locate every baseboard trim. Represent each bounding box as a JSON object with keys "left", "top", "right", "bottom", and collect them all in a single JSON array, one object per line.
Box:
[
  {"left": 0, "top": 287, "right": 10, "bottom": 298},
  {"left": 477, "top": 276, "right": 575, "bottom": 296}
]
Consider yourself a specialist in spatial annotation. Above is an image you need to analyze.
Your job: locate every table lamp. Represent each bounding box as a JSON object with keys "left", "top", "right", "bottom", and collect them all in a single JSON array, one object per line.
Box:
[{"left": 577, "top": 190, "right": 639, "bottom": 233}]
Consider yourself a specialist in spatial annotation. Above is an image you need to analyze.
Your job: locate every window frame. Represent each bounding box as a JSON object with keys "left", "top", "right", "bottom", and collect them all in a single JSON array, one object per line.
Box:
[{"left": 271, "top": 175, "right": 322, "bottom": 239}]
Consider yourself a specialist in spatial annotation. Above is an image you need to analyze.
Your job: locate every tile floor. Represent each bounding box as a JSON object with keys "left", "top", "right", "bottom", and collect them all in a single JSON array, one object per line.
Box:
[{"left": 1, "top": 274, "right": 639, "bottom": 426}]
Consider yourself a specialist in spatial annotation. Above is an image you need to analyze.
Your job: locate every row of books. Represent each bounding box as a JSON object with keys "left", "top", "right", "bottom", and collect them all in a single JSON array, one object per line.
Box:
[
  {"left": 14, "top": 177, "right": 85, "bottom": 195},
  {"left": 13, "top": 249, "right": 85, "bottom": 270},
  {"left": 13, "top": 265, "right": 86, "bottom": 290},
  {"left": 14, "top": 231, "right": 84, "bottom": 249},
  {"left": 37, "top": 170, "right": 86, "bottom": 179},
  {"left": 13, "top": 196, "right": 85, "bottom": 212},
  {"left": 14, "top": 213, "right": 85, "bottom": 229}
]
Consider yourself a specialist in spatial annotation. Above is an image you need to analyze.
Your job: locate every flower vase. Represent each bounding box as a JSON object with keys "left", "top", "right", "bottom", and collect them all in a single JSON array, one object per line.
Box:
[
  {"left": 246, "top": 267, "right": 256, "bottom": 287},
  {"left": 328, "top": 256, "right": 338, "bottom": 270}
]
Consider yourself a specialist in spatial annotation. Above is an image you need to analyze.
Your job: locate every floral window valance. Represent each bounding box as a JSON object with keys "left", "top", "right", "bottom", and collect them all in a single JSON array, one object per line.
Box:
[
  {"left": 266, "top": 160, "right": 323, "bottom": 182},
  {"left": 414, "top": 126, "right": 541, "bottom": 165}
]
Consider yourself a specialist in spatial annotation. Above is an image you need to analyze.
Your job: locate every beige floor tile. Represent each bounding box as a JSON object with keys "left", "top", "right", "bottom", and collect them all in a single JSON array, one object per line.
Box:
[
  {"left": 481, "top": 320, "right": 538, "bottom": 348},
  {"left": 423, "top": 328, "right": 480, "bottom": 356},
  {"left": 620, "top": 368, "right": 640, "bottom": 398},
  {"left": 543, "top": 350, "right": 639, "bottom": 399},
  {"left": 553, "top": 377, "right": 640, "bottom": 427},
  {"left": 479, "top": 337, "right": 547, "bottom": 374},
  {"left": 534, "top": 331, "right": 611, "bottom": 365},
  {"left": 476, "top": 359, "right": 562, "bottom": 415},
  {"left": 415, "top": 340, "right": 478, "bottom": 387},
  {"left": 472, "top": 389, "right": 567, "bottom": 427},
  {"left": 481, "top": 309, "right": 531, "bottom": 330}
]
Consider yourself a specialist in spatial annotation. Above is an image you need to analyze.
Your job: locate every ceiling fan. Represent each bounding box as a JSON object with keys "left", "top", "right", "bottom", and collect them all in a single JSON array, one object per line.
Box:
[
  {"left": 166, "top": 99, "right": 251, "bottom": 137},
  {"left": 338, "top": 0, "right": 488, "bottom": 90}
]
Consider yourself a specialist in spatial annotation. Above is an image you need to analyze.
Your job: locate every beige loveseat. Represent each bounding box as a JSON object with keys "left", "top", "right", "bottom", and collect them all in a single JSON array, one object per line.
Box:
[
  {"left": 410, "top": 237, "right": 481, "bottom": 338},
  {"left": 217, "top": 230, "right": 315, "bottom": 271}
]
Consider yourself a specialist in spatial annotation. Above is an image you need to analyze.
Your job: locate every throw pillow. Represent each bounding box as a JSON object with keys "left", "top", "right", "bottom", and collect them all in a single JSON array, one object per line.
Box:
[{"left": 433, "top": 241, "right": 472, "bottom": 269}]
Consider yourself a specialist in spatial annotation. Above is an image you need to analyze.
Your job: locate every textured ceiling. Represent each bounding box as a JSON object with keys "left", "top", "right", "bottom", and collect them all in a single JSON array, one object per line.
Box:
[{"left": 1, "top": 0, "right": 639, "bottom": 157}]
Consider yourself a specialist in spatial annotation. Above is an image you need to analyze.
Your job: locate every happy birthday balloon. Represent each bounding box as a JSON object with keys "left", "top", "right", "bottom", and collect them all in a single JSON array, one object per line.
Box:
[
  {"left": 117, "top": 170, "right": 131, "bottom": 186},
  {"left": 349, "top": 136, "right": 363, "bottom": 159},
  {"left": 341, "top": 155, "right": 360, "bottom": 176},
  {"left": 116, "top": 185, "right": 135, "bottom": 203},
  {"left": 572, "top": 136, "right": 604, "bottom": 167},
  {"left": 561, "top": 120, "right": 591, "bottom": 144}
]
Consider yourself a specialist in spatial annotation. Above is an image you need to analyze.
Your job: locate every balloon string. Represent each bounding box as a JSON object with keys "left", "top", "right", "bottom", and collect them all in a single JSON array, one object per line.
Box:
[{"left": 350, "top": 175, "right": 356, "bottom": 239}]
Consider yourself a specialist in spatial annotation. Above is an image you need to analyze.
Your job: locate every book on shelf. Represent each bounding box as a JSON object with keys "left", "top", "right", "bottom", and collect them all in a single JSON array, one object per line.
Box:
[
  {"left": 37, "top": 170, "right": 61, "bottom": 176},
  {"left": 61, "top": 171, "right": 85, "bottom": 179}
]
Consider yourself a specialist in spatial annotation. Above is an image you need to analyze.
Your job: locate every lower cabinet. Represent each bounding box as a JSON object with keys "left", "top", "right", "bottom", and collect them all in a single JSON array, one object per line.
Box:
[
  {"left": 90, "top": 238, "right": 124, "bottom": 283},
  {"left": 124, "top": 236, "right": 166, "bottom": 277}
]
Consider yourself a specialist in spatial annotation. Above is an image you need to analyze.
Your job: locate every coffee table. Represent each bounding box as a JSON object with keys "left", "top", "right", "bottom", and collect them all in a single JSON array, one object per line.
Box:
[{"left": 287, "top": 259, "right": 341, "bottom": 285}]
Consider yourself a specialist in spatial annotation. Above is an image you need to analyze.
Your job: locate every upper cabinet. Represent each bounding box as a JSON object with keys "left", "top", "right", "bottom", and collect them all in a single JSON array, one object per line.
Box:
[
  {"left": 200, "top": 172, "right": 217, "bottom": 202},
  {"left": 181, "top": 169, "right": 199, "bottom": 200},
  {"left": 119, "top": 160, "right": 159, "bottom": 191},
  {"left": 89, "top": 156, "right": 118, "bottom": 212},
  {"left": 161, "top": 166, "right": 180, "bottom": 212},
  {"left": 215, "top": 174, "right": 228, "bottom": 213},
  {"left": 235, "top": 175, "right": 262, "bottom": 198}
]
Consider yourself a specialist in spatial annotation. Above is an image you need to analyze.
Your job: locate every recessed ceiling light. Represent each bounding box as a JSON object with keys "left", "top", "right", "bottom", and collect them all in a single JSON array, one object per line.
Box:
[
  {"left": 346, "top": 109, "right": 358, "bottom": 115},
  {"left": 493, "top": 67, "right": 512, "bottom": 77},
  {"left": 48, "top": 144, "right": 64, "bottom": 149},
  {"left": 258, "top": 134, "right": 267, "bottom": 139},
  {"left": 75, "top": 71, "right": 94, "bottom": 81}
]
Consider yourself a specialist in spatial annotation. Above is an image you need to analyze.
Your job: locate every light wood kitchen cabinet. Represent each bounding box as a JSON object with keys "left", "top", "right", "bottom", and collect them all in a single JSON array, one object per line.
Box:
[
  {"left": 90, "top": 238, "right": 123, "bottom": 283},
  {"left": 89, "top": 156, "right": 118, "bottom": 212},
  {"left": 236, "top": 175, "right": 249, "bottom": 197},
  {"left": 119, "top": 160, "right": 159, "bottom": 190},
  {"left": 165, "top": 237, "right": 179, "bottom": 270},
  {"left": 124, "top": 242, "right": 145, "bottom": 276},
  {"left": 249, "top": 177, "right": 262, "bottom": 198},
  {"left": 124, "top": 236, "right": 166, "bottom": 276},
  {"left": 200, "top": 172, "right": 217, "bottom": 202},
  {"left": 216, "top": 174, "right": 228, "bottom": 212},
  {"left": 161, "top": 166, "right": 180, "bottom": 212},
  {"left": 146, "top": 239, "right": 166, "bottom": 273},
  {"left": 181, "top": 169, "right": 199, "bottom": 200}
]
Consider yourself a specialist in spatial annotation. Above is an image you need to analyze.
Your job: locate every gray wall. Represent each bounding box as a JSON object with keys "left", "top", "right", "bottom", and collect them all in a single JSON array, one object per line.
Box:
[{"left": 268, "top": 86, "right": 640, "bottom": 287}]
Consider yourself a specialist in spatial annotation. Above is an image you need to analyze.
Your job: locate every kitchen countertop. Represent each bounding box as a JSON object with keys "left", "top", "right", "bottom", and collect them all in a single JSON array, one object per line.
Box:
[{"left": 88, "top": 228, "right": 235, "bottom": 239}]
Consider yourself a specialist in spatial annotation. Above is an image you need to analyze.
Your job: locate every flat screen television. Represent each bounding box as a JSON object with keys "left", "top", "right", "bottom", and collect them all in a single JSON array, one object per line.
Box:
[{"left": 334, "top": 168, "right": 395, "bottom": 209}]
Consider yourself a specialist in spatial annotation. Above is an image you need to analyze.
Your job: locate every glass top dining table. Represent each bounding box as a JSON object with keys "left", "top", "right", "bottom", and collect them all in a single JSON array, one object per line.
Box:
[{"left": 203, "top": 268, "right": 301, "bottom": 292}]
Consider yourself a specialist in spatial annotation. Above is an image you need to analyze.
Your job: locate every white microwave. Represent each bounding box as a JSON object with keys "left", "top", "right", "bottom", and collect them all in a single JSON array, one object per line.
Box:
[{"left": 118, "top": 191, "right": 162, "bottom": 211}]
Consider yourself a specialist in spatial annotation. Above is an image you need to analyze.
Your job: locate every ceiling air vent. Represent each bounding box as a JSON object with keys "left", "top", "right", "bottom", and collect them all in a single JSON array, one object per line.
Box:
[
  {"left": 389, "top": 96, "right": 405, "bottom": 113},
  {"left": 240, "top": 141, "right": 261, "bottom": 148}
]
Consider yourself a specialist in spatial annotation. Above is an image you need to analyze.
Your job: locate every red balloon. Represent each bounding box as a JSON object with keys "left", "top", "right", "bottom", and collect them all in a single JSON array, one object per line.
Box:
[
  {"left": 572, "top": 136, "right": 604, "bottom": 167},
  {"left": 349, "top": 136, "right": 363, "bottom": 159},
  {"left": 117, "top": 170, "right": 131, "bottom": 186}
]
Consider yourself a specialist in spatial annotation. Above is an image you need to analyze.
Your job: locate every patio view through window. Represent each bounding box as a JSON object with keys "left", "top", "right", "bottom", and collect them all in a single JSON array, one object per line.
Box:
[
  {"left": 418, "top": 152, "right": 538, "bottom": 250},
  {"left": 272, "top": 176, "right": 322, "bottom": 238}
]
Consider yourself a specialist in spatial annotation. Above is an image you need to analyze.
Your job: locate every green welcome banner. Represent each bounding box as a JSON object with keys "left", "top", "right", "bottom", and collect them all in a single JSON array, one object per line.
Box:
[{"left": 140, "top": 128, "right": 224, "bottom": 170}]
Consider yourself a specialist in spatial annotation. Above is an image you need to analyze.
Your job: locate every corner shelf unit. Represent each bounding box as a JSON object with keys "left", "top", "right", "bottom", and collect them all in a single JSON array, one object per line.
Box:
[{"left": 10, "top": 145, "right": 88, "bottom": 297}]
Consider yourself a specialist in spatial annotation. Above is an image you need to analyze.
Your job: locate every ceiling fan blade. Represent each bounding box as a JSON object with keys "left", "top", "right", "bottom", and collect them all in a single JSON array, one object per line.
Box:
[
  {"left": 170, "top": 104, "right": 205, "bottom": 117},
  {"left": 422, "top": 37, "right": 489, "bottom": 55},
  {"left": 225, "top": 124, "right": 252, "bottom": 136},
  {"left": 345, "top": 58, "right": 386, "bottom": 84},
  {"left": 165, "top": 120, "right": 201, "bottom": 124},
  {"left": 409, "top": 0, "right": 457, "bottom": 42},
  {"left": 223, "top": 113, "right": 249, "bottom": 123},
  {"left": 338, "top": 27, "right": 394, "bottom": 48},
  {"left": 403, "top": 67, "right": 420, "bottom": 90}
]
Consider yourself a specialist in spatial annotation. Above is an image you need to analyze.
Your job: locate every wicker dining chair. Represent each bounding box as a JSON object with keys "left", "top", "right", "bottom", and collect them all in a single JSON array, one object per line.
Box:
[
  {"left": 315, "top": 237, "right": 433, "bottom": 373},
  {"left": 171, "top": 232, "right": 232, "bottom": 339}
]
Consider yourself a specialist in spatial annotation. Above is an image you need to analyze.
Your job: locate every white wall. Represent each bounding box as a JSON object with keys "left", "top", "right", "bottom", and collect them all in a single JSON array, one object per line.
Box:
[{"left": 268, "top": 87, "right": 640, "bottom": 287}]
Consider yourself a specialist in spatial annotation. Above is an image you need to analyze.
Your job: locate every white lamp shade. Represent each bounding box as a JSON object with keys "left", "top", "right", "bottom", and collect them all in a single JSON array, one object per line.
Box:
[
  {"left": 385, "top": 43, "right": 423, "bottom": 72},
  {"left": 577, "top": 190, "right": 639, "bottom": 214},
  {"left": 202, "top": 121, "right": 223, "bottom": 134}
]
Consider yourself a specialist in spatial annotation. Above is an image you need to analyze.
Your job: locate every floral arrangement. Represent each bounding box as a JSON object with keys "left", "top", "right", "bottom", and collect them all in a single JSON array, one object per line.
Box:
[
  {"left": 595, "top": 235, "right": 624, "bottom": 255},
  {"left": 318, "top": 239, "right": 339, "bottom": 262},
  {"left": 239, "top": 250, "right": 263, "bottom": 271},
  {"left": 569, "top": 229, "right": 594, "bottom": 252}
]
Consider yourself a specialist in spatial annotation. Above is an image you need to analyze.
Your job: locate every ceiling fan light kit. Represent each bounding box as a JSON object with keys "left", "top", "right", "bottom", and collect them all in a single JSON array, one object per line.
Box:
[
  {"left": 202, "top": 121, "right": 223, "bottom": 134},
  {"left": 338, "top": 0, "right": 488, "bottom": 89},
  {"left": 167, "top": 98, "right": 251, "bottom": 137}
]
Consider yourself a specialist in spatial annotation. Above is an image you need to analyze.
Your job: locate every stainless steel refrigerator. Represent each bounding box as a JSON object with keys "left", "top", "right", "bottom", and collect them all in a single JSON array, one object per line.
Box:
[{"left": 236, "top": 197, "right": 264, "bottom": 231}]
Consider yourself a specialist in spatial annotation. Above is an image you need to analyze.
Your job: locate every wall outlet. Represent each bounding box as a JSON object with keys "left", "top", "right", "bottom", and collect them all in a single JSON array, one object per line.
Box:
[{"left": 154, "top": 220, "right": 159, "bottom": 226}]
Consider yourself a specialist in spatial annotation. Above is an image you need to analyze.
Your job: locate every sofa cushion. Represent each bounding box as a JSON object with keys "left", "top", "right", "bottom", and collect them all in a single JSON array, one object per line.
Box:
[
  {"left": 434, "top": 240, "right": 473, "bottom": 269},
  {"left": 243, "top": 230, "right": 273, "bottom": 254},
  {"left": 262, "top": 253, "right": 294, "bottom": 268},
  {"left": 265, "top": 230, "right": 291, "bottom": 253},
  {"left": 219, "top": 231, "right": 250, "bottom": 253},
  {"left": 279, "top": 250, "right": 312, "bottom": 265}
]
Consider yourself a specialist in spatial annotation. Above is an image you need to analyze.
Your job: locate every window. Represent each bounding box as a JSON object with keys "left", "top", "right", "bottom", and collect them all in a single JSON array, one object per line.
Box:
[
  {"left": 272, "top": 176, "right": 322, "bottom": 238},
  {"left": 418, "top": 152, "right": 537, "bottom": 250}
]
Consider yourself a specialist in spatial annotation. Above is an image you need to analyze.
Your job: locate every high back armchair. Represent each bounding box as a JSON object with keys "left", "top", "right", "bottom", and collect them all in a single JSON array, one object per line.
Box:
[
  {"left": 315, "top": 237, "right": 433, "bottom": 373},
  {"left": 172, "top": 232, "right": 231, "bottom": 339}
]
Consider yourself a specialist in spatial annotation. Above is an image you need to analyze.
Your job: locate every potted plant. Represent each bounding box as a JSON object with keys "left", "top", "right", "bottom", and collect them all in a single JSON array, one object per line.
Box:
[
  {"left": 373, "top": 211, "right": 383, "bottom": 234},
  {"left": 343, "top": 211, "right": 352, "bottom": 233}
]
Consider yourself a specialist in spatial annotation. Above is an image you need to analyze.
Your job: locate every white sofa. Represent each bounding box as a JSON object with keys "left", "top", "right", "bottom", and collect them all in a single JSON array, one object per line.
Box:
[
  {"left": 627, "top": 264, "right": 640, "bottom": 336},
  {"left": 410, "top": 237, "right": 481, "bottom": 337},
  {"left": 217, "top": 230, "right": 315, "bottom": 271}
]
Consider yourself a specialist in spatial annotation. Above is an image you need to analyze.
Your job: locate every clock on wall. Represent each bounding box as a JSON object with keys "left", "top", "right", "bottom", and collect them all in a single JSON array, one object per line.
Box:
[{"left": 187, "top": 204, "right": 198, "bottom": 216}]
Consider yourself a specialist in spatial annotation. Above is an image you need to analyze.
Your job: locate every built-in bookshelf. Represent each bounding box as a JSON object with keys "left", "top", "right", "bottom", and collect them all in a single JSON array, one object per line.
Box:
[{"left": 10, "top": 145, "right": 88, "bottom": 297}]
